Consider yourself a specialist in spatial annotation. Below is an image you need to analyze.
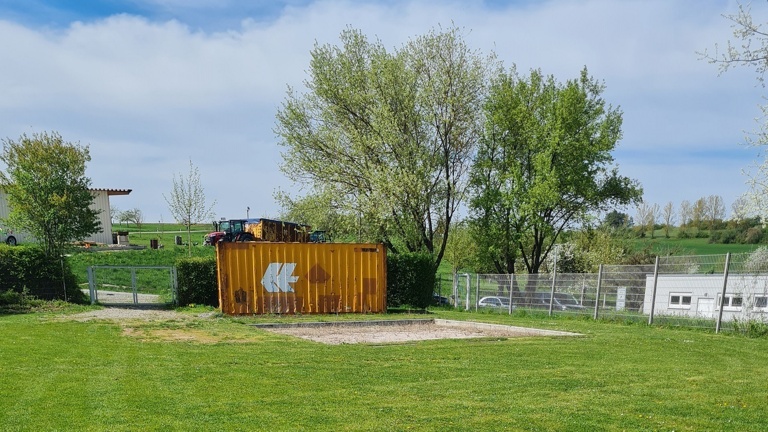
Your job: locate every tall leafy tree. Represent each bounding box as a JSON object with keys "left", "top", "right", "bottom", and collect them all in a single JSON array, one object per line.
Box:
[
  {"left": 0, "top": 131, "right": 100, "bottom": 257},
  {"left": 276, "top": 27, "right": 494, "bottom": 270},
  {"left": 164, "top": 160, "right": 215, "bottom": 255},
  {"left": 469, "top": 68, "right": 642, "bottom": 275},
  {"left": 601, "top": 210, "right": 632, "bottom": 233}
]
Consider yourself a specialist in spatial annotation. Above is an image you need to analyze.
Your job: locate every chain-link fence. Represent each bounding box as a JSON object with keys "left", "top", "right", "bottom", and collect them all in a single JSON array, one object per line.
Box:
[{"left": 436, "top": 252, "right": 768, "bottom": 334}]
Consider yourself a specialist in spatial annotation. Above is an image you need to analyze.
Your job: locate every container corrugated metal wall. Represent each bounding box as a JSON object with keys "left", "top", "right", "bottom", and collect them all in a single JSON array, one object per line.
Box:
[{"left": 217, "top": 242, "right": 386, "bottom": 315}]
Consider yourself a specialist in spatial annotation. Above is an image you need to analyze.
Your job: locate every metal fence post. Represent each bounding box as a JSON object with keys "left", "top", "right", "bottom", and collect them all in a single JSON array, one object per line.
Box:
[
  {"left": 131, "top": 267, "right": 138, "bottom": 304},
  {"left": 548, "top": 254, "right": 558, "bottom": 316},
  {"left": 548, "top": 245, "right": 560, "bottom": 316},
  {"left": 593, "top": 264, "right": 603, "bottom": 320},
  {"left": 508, "top": 273, "right": 515, "bottom": 315},
  {"left": 464, "top": 273, "right": 471, "bottom": 311},
  {"left": 171, "top": 266, "right": 178, "bottom": 305},
  {"left": 716, "top": 252, "right": 732, "bottom": 334},
  {"left": 475, "top": 274, "right": 480, "bottom": 311},
  {"left": 648, "top": 256, "right": 660, "bottom": 325},
  {"left": 452, "top": 272, "right": 458, "bottom": 309},
  {"left": 87, "top": 266, "right": 96, "bottom": 305}
]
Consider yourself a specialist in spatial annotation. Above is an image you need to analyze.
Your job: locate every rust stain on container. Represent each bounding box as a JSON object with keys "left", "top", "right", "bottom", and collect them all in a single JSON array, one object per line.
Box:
[{"left": 217, "top": 242, "right": 387, "bottom": 315}]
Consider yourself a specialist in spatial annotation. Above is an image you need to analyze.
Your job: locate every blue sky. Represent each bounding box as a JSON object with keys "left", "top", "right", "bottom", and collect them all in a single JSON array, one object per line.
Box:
[{"left": 0, "top": 0, "right": 764, "bottom": 223}]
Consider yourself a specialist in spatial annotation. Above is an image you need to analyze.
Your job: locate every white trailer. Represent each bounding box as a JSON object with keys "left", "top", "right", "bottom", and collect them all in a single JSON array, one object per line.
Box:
[{"left": 643, "top": 274, "right": 768, "bottom": 322}]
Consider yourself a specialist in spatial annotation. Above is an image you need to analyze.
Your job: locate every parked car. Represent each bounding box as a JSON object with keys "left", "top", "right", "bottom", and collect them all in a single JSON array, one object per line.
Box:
[
  {"left": 533, "top": 292, "right": 586, "bottom": 311},
  {"left": 478, "top": 296, "right": 513, "bottom": 309},
  {"left": 432, "top": 294, "right": 450, "bottom": 306},
  {"left": 0, "top": 227, "right": 18, "bottom": 246}
]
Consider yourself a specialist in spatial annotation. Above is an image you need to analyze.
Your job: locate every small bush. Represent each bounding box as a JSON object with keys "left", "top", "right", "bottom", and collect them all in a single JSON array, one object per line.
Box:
[
  {"left": 176, "top": 257, "right": 218, "bottom": 307},
  {"left": 387, "top": 252, "right": 434, "bottom": 309}
]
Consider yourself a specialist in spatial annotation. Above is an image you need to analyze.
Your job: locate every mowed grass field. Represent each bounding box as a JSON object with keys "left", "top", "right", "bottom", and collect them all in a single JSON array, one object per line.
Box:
[{"left": 1, "top": 308, "right": 767, "bottom": 431}]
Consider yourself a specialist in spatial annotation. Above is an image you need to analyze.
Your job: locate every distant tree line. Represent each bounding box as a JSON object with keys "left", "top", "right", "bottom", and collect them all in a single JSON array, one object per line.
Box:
[{"left": 602, "top": 194, "right": 766, "bottom": 246}]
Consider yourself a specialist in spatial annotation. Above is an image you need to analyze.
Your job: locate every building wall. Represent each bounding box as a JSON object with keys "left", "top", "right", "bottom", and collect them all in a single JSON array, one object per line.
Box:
[
  {"left": 90, "top": 190, "right": 113, "bottom": 244},
  {"left": 643, "top": 274, "right": 768, "bottom": 321},
  {"left": 0, "top": 190, "right": 114, "bottom": 245}
]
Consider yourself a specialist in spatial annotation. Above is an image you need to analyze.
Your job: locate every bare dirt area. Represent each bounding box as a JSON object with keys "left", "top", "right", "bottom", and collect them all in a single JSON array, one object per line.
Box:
[
  {"left": 81, "top": 289, "right": 165, "bottom": 306},
  {"left": 260, "top": 319, "right": 581, "bottom": 345},
  {"left": 59, "top": 308, "right": 580, "bottom": 345},
  {"left": 65, "top": 307, "right": 190, "bottom": 322}
]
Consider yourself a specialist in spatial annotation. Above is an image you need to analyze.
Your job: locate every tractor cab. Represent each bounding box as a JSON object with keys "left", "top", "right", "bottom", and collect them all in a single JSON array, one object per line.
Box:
[{"left": 206, "top": 219, "right": 253, "bottom": 245}]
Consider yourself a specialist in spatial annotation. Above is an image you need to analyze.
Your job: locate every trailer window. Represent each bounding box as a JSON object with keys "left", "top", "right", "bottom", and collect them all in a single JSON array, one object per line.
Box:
[
  {"left": 755, "top": 296, "right": 767, "bottom": 309},
  {"left": 669, "top": 293, "right": 692, "bottom": 309},
  {"left": 717, "top": 294, "right": 744, "bottom": 311}
]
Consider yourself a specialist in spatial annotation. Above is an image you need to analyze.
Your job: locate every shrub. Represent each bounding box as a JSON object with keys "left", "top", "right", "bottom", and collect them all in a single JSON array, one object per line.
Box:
[
  {"left": 742, "top": 227, "right": 763, "bottom": 244},
  {"left": 0, "top": 245, "right": 85, "bottom": 303},
  {"left": 176, "top": 256, "right": 218, "bottom": 306},
  {"left": 709, "top": 230, "right": 738, "bottom": 244},
  {"left": 0, "top": 289, "right": 23, "bottom": 306},
  {"left": 694, "top": 230, "right": 709, "bottom": 239},
  {"left": 732, "top": 318, "right": 768, "bottom": 338},
  {"left": 387, "top": 252, "right": 434, "bottom": 309}
]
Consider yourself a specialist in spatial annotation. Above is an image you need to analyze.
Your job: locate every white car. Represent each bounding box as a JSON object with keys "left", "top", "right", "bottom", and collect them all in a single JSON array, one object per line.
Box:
[
  {"left": 0, "top": 228, "right": 18, "bottom": 246},
  {"left": 478, "top": 296, "right": 513, "bottom": 309}
]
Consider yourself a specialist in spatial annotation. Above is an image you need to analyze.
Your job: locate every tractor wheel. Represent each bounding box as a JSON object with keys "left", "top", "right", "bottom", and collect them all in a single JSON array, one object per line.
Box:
[{"left": 238, "top": 233, "right": 255, "bottom": 242}]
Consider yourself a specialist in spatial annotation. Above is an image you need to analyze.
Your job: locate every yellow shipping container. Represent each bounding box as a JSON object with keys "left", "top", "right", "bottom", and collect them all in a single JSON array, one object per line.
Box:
[{"left": 217, "top": 242, "right": 387, "bottom": 315}]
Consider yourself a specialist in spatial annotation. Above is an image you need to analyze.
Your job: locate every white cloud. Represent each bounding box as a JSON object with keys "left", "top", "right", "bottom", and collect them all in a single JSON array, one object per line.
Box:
[{"left": 0, "top": 0, "right": 765, "bottom": 221}]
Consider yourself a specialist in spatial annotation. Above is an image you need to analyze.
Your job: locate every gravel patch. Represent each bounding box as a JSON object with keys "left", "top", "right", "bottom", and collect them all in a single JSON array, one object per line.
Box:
[
  {"left": 261, "top": 319, "right": 580, "bottom": 345},
  {"left": 66, "top": 307, "right": 188, "bottom": 321}
]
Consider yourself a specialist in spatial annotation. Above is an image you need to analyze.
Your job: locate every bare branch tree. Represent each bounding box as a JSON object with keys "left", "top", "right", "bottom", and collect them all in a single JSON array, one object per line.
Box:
[
  {"left": 679, "top": 200, "right": 692, "bottom": 234},
  {"left": 692, "top": 197, "right": 707, "bottom": 231},
  {"left": 662, "top": 202, "right": 676, "bottom": 238},
  {"left": 706, "top": 195, "right": 726, "bottom": 231},
  {"left": 163, "top": 160, "right": 216, "bottom": 255},
  {"left": 119, "top": 208, "right": 144, "bottom": 233}
]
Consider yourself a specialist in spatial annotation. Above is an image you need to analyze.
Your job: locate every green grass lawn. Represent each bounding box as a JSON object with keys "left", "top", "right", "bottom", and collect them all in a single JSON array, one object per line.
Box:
[
  {"left": 110, "top": 223, "right": 212, "bottom": 248},
  {"left": 1, "top": 308, "right": 766, "bottom": 431},
  {"left": 631, "top": 228, "right": 763, "bottom": 256}
]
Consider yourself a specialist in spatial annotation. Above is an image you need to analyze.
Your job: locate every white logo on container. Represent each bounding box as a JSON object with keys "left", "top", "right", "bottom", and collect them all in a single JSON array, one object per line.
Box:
[{"left": 261, "top": 263, "right": 298, "bottom": 293}]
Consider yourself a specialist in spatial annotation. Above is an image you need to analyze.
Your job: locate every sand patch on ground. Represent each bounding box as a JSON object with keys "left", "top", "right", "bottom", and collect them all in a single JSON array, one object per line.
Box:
[{"left": 259, "top": 319, "right": 580, "bottom": 345}]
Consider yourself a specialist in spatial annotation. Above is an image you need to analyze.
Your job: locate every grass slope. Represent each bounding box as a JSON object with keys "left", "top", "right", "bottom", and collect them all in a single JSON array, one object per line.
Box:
[
  {"left": 630, "top": 227, "right": 763, "bottom": 256},
  {"left": 1, "top": 309, "right": 766, "bottom": 431}
]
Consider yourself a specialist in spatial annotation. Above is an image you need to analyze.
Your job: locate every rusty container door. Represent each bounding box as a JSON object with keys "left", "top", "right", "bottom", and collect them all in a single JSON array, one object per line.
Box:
[{"left": 217, "top": 242, "right": 386, "bottom": 315}]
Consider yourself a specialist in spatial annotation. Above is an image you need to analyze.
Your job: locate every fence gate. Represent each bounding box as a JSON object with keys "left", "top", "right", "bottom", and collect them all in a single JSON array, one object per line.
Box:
[{"left": 86, "top": 266, "right": 178, "bottom": 306}]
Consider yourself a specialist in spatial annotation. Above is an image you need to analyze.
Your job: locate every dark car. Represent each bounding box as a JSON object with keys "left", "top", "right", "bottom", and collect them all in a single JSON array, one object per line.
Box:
[
  {"left": 533, "top": 292, "right": 585, "bottom": 311},
  {"left": 433, "top": 294, "right": 451, "bottom": 306}
]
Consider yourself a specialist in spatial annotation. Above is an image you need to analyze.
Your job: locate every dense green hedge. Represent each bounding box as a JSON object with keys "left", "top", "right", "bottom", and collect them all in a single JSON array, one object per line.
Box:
[
  {"left": 176, "top": 256, "right": 218, "bottom": 307},
  {"left": 386, "top": 252, "right": 435, "bottom": 309},
  {"left": 0, "top": 245, "right": 85, "bottom": 304}
]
